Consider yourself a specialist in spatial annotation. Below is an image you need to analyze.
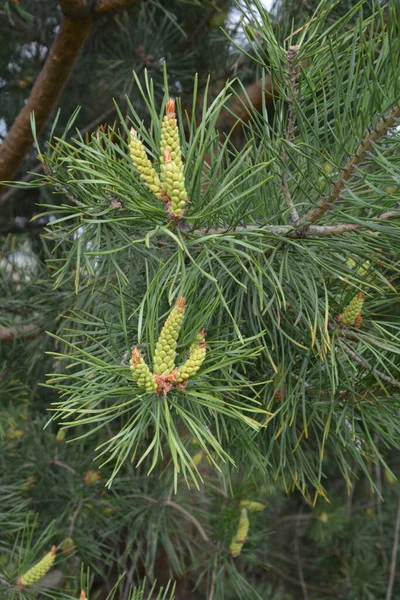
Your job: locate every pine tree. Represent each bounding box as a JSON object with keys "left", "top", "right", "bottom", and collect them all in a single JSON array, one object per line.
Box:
[{"left": 2, "top": 1, "right": 400, "bottom": 598}]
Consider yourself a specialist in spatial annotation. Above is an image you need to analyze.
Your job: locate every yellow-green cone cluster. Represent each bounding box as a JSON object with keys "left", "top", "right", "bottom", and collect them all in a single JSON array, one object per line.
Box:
[
  {"left": 129, "top": 298, "right": 207, "bottom": 395},
  {"left": 238, "top": 500, "right": 266, "bottom": 512},
  {"left": 128, "top": 99, "right": 188, "bottom": 219},
  {"left": 176, "top": 329, "right": 207, "bottom": 382},
  {"left": 18, "top": 546, "right": 56, "bottom": 587},
  {"left": 129, "top": 129, "right": 163, "bottom": 198},
  {"left": 229, "top": 509, "right": 250, "bottom": 558},
  {"left": 130, "top": 347, "right": 157, "bottom": 393},
  {"left": 339, "top": 292, "right": 364, "bottom": 326},
  {"left": 153, "top": 296, "right": 186, "bottom": 375}
]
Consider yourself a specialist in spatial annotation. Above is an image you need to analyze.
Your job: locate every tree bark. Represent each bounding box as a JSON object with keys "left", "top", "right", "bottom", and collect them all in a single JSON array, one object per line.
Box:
[
  {"left": 0, "top": 0, "right": 139, "bottom": 192},
  {"left": 0, "top": 16, "right": 92, "bottom": 185}
]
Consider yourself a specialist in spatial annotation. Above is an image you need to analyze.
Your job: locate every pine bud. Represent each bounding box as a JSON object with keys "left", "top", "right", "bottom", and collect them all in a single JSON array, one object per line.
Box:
[
  {"left": 129, "top": 129, "right": 163, "bottom": 198},
  {"left": 176, "top": 329, "right": 206, "bottom": 382},
  {"left": 161, "top": 150, "right": 188, "bottom": 217},
  {"left": 130, "top": 348, "right": 157, "bottom": 393},
  {"left": 229, "top": 509, "right": 250, "bottom": 557},
  {"left": 80, "top": 591, "right": 87, "bottom": 600},
  {"left": 238, "top": 500, "right": 266, "bottom": 512},
  {"left": 192, "top": 450, "right": 204, "bottom": 467},
  {"left": 18, "top": 546, "right": 56, "bottom": 587},
  {"left": 56, "top": 427, "right": 67, "bottom": 444},
  {"left": 339, "top": 292, "right": 364, "bottom": 326},
  {"left": 153, "top": 297, "right": 186, "bottom": 375},
  {"left": 83, "top": 470, "right": 101, "bottom": 486}
]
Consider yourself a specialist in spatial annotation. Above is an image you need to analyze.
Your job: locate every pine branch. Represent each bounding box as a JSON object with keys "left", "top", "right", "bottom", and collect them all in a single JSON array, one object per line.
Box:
[
  {"left": 337, "top": 339, "right": 400, "bottom": 389},
  {"left": 300, "top": 104, "right": 400, "bottom": 227},
  {"left": 281, "top": 45, "right": 300, "bottom": 225},
  {"left": 0, "top": 107, "right": 116, "bottom": 207},
  {"left": 191, "top": 208, "right": 400, "bottom": 238}
]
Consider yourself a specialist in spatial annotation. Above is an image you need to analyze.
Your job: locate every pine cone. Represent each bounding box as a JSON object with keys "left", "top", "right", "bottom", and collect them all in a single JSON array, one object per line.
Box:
[
  {"left": 339, "top": 292, "right": 364, "bottom": 326},
  {"left": 129, "top": 129, "right": 163, "bottom": 198},
  {"left": 130, "top": 347, "right": 157, "bottom": 393},
  {"left": 229, "top": 509, "right": 250, "bottom": 557},
  {"left": 18, "top": 546, "right": 56, "bottom": 587},
  {"left": 153, "top": 297, "right": 186, "bottom": 375},
  {"left": 176, "top": 329, "right": 206, "bottom": 382}
]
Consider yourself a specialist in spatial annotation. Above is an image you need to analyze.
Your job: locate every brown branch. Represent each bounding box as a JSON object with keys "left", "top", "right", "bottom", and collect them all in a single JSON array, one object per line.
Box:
[
  {"left": 0, "top": 0, "right": 139, "bottom": 195},
  {"left": 0, "top": 324, "right": 41, "bottom": 341},
  {"left": 162, "top": 500, "right": 209, "bottom": 543},
  {"left": 300, "top": 104, "right": 400, "bottom": 227},
  {"left": 191, "top": 209, "right": 400, "bottom": 238},
  {"left": 281, "top": 45, "right": 300, "bottom": 225},
  {"left": 337, "top": 339, "right": 400, "bottom": 389},
  {"left": 0, "top": 575, "right": 14, "bottom": 589},
  {"left": 95, "top": 0, "right": 140, "bottom": 13},
  {"left": 0, "top": 16, "right": 93, "bottom": 186}
]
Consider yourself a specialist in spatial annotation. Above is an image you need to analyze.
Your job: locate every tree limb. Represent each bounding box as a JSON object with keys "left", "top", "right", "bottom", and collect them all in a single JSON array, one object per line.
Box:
[
  {"left": 300, "top": 104, "right": 400, "bottom": 227},
  {"left": 191, "top": 208, "right": 400, "bottom": 238},
  {"left": 0, "top": 324, "right": 41, "bottom": 341},
  {"left": 0, "top": 0, "right": 139, "bottom": 194},
  {"left": 281, "top": 45, "right": 300, "bottom": 225},
  {"left": 0, "top": 15, "right": 92, "bottom": 186},
  {"left": 337, "top": 338, "right": 400, "bottom": 389}
]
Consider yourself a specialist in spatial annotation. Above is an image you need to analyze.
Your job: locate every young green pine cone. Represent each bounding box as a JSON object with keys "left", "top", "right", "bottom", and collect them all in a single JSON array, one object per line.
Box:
[
  {"left": 176, "top": 329, "right": 206, "bottom": 383},
  {"left": 153, "top": 297, "right": 186, "bottom": 375},
  {"left": 130, "top": 348, "right": 157, "bottom": 393},
  {"left": 129, "top": 128, "right": 163, "bottom": 198},
  {"left": 18, "top": 546, "right": 56, "bottom": 587},
  {"left": 160, "top": 99, "right": 182, "bottom": 168},
  {"left": 229, "top": 509, "right": 250, "bottom": 558},
  {"left": 339, "top": 292, "right": 364, "bottom": 326},
  {"left": 161, "top": 150, "right": 188, "bottom": 217},
  {"left": 238, "top": 500, "right": 266, "bottom": 512}
]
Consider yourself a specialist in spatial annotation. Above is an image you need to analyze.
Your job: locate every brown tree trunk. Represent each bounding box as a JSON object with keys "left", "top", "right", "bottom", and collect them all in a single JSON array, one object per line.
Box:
[
  {"left": 0, "top": 0, "right": 140, "bottom": 195},
  {"left": 0, "top": 16, "right": 92, "bottom": 185}
]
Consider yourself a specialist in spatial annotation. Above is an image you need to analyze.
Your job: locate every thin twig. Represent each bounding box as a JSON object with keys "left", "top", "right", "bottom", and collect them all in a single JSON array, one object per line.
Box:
[
  {"left": 281, "top": 45, "right": 300, "bottom": 225},
  {"left": 386, "top": 498, "right": 400, "bottom": 600},
  {"left": 294, "top": 515, "right": 308, "bottom": 600},
  {"left": 300, "top": 104, "right": 400, "bottom": 227},
  {"left": 52, "top": 459, "right": 78, "bottom": 475},
  {"left": 262, "top": 562, "right": 338, "bottom": 595},
  {"left": 338, "top": 339, "right": 400, "bottom": 388},
  {"left": 0, "top": 575, "right": 14, "bottom": 589},
  {"left": 0, "top": 324, "right": 41, "bottom": 341},
  {"left": 208, "top": 552, "right": 219, "bottom": 600},
  {"left": 163, "top": 500, "right": 209, "bottom": 543},
  {"left": 68, "top": 498, "right": 85, "bottom": 537},
  {"left": 192, "top": 208, "right": 400, "bottom": 238}
]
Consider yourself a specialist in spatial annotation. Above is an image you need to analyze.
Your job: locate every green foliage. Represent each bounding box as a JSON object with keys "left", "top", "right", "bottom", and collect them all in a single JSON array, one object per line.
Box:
[{"left": 2, "top": 0, "right": 400, "bottom": 598}]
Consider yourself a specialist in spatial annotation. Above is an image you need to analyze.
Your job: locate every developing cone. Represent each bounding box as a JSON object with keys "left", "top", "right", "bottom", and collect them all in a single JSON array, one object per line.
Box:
[
  {"left": 130, "top": 347, "right": 157, "bottom": 393},
  {"left": 339, "top": 292, "right": 364, "bottom": 326},
  {"left": 129, "top": 129, "right": 162, "bottom": 198},
  {"left": 153, "top": 297, "right": 186, "bottom": 375},
  {"left": 229, "top": 509, "right": 250, "bottom": 557},
  {"left": 176, "top": 329, "right": 206, "bottom": 382},
  {"left": 18, "top": 546, "right": 56, "bottom": 587}
]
